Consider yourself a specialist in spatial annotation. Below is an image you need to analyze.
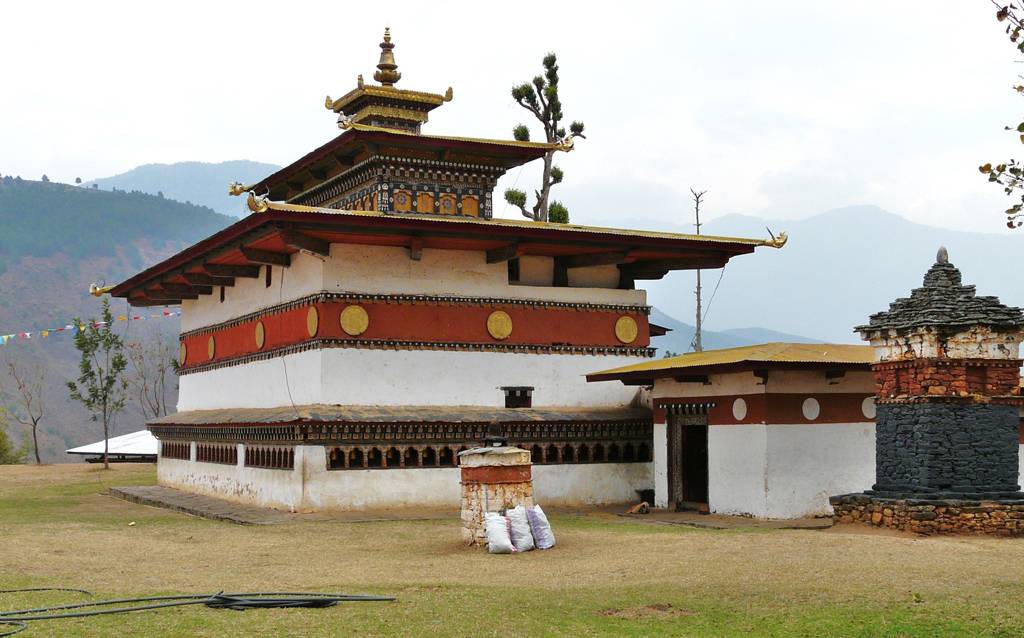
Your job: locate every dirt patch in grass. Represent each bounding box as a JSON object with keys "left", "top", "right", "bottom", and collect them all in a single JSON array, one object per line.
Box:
[{"left": 599, "top": 603, "right": 696, "bottom": 619}]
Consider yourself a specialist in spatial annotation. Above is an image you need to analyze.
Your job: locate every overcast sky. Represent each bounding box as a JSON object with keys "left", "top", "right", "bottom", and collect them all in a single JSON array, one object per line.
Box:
[{"left": 2, "top": 1, "right": 1021, "bottom": 233}]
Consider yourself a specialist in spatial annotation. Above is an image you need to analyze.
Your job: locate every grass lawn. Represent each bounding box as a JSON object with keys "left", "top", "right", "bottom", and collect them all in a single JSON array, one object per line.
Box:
[{"left": 2, "top": 464, "right": 1024, "bottom": 637}]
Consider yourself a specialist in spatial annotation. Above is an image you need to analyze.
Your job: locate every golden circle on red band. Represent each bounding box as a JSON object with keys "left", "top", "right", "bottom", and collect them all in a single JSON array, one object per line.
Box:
[
  {"left": 255, "top": 321, "right": 266, "bottom": 349},
  {"left": 307, "top": 306, "right": 320, "bottom": 338},
  {"left": 179, "top": 342, "right": 187, "bottom": 366},
  {"left": 487, "top": 310, "right": 513, "bottom": 340},
  {"left": 340, "top": 305, "right": 369, "bottom": 336},
  {"left": 615, "top": 316, "right": 638, "bottom": 344},
  {"left": 207, "top": 335, "right": 216, "bottom": 360}
]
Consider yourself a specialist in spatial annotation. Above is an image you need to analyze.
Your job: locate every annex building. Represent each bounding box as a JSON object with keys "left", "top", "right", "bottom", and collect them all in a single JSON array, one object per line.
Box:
[{"left": 108, "top": 29, "right": 784, "bottom": 511}]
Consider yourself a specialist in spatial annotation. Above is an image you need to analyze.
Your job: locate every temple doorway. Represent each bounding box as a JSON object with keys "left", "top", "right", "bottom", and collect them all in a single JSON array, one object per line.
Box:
[{"left": 667, "top": 414, "right": 709, "bottom": 512}]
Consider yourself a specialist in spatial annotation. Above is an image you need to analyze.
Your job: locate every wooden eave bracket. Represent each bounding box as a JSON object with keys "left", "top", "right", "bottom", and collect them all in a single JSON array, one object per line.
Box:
[
  {"left": 486, "top": 243, "right": 521, "bottom": 264},
  {"left": 203, "top": 264, "right": 261, "bottom": 278},
  {"left": 240, "top": 247, "right": 292, "bottom": 267},
  {"left": 281, "top": 230, "right": 331, "bottom": 258},
  {"left": 408, "top": 237, "right": 424, "bottom": 261}
]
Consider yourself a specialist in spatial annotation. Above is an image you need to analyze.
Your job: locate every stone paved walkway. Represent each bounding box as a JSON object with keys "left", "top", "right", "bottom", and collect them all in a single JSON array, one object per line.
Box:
[{"left": 109, "top": 486, "right": 455, "bottom": 525}]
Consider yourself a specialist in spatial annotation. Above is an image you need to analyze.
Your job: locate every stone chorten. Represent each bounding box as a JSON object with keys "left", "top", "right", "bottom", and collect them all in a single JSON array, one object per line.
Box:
[
  {"left": 856, "top": 248, "right": 1024, "bottom": 500},
  {"left": 832, "top": 248, "right": 1024, "bottom": 534}
]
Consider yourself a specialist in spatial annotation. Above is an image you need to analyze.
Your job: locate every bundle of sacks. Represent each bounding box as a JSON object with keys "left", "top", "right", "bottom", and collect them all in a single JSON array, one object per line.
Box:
[{"left": 484, "top": 504, "right": 555, "bottom": 554}]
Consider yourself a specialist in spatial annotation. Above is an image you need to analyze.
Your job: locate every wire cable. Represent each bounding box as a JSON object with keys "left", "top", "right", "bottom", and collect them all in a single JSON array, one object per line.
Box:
[{"left": 0, "top": 591, "right": 394, "bottom": 636}]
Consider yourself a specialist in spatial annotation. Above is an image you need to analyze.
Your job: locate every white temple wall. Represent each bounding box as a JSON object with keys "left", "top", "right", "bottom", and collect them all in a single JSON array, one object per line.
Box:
[
  {"left": 177, "top": 350, "right": 323, "bottom": 411},
  {"left": 533, "top": 463, "right": 652, "bottom": 505},
  {"left": 182, "top": 245, "right": 646, "bottom": 334},
  {"left": 157, "top": 453, "right": 305, "bottom": 511},
  {"left": 707, "top": 424, "right": 769, "bottom": 518},
  {"left": 762, "top": 423, "right": 875, "bottom": 519},
  {"left": 179, "top": 349, "right": 643, "bottom": 411},
  {"left": 652, "top": 423, "right": 669, "bottom": 508},
  {"left": 158, "top": 446, "right": 651, "bottom": 511}
]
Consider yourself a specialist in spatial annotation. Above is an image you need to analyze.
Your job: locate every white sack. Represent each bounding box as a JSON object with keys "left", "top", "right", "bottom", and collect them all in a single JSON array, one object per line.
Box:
[
  {"left": 526, "top": 504, "right": 555, "bottom": 549},
  {"left": 506, "top": 505, "right": 536, "bottom": 552},
  {"left": 484, "top": 512, "right": 515, "bottom": 554}
]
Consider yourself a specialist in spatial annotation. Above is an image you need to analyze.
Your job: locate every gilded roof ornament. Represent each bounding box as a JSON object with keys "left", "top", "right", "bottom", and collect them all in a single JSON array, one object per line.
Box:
[
  {"left": 247, "top": 192, "right": 269, "bottom": 213},
  {"left": 762, "top": 230, "right": 788, "bottom": 249},
  {"left": 444, "top": 87, "right": 453, "bottom": 102},
  {"left": 337, "top": 112, "right": 355, "bottom": 130},
  {"left": 228, "top": 182, "right": 247, "bottom": 196},
  {"left": 373, "top": 27, "right": 401, "bottom": 86}
]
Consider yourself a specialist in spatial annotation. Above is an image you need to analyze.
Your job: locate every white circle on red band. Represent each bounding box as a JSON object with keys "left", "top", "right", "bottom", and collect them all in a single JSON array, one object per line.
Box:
[
  {"left": 861, "top": 397, "right": 876, "bottom": 419},
  {"left": 802, "top": 397, "right": 820, "bottom": 421},
  {"left": 732, "top": 398, "right": 747, "bottom": 421}
]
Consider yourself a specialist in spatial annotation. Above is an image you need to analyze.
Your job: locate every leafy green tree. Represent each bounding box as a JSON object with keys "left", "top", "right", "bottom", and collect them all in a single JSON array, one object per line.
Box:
[
  {"left": 0, "top": 414, "right": 27, "bottom": 465},
  {"left": 980, "top": 4, "right": 1024, "bottom": 228},
  {"left": 504, "top": 53, "right": 585, "bottom": 223},
  {"left": 67, "top": 298, "right": 128, "bottom": 469}
]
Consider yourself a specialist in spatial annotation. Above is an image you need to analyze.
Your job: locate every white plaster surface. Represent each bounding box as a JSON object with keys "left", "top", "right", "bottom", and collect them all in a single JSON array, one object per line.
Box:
[
  {"left": 866, "top": 326, "right": 1022, "bottom": 362},
  {"left": 706, "top": 422, "right": 875, "bottom": 519},
  {"left": 652, "top": 423, "right": 668, "bottom": 508},
  {"left": 158, "top": 446, "right": 652, "bottom": 510},
  {"left": 179, "top": 349, "right": 643, "bottom": 410},
  {"left": 182, "top": 245, "right": 647, "bottom": 334}
]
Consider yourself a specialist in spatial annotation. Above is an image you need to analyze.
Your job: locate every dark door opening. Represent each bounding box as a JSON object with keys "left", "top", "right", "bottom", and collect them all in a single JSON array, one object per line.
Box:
[{"left": 667, "top": 415, "right": 709, "bottom": 512}]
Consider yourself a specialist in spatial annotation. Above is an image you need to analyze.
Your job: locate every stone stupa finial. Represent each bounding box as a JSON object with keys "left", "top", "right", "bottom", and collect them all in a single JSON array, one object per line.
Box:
[{"left": 937, "top": 246, "right": 949, "bottom": 264}]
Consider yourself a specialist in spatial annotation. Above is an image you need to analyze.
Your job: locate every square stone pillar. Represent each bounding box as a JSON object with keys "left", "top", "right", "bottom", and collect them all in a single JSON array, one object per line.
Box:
[{"left": 459, "top": 447, "right": 533, "bottom": 545}]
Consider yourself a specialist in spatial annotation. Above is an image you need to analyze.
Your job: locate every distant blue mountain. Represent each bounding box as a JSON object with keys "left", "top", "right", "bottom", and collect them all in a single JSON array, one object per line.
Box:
[
  {"left": 88, "top": 160, "right": 280, "bottom": 217},
  {"left": 649, "top": 308, "right": 816, "bottom": 356}
]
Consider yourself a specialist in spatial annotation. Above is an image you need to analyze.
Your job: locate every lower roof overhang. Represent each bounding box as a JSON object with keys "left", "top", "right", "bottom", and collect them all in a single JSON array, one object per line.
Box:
[{"left": 587, "top": 360, "right": 873, "bottom": 386}]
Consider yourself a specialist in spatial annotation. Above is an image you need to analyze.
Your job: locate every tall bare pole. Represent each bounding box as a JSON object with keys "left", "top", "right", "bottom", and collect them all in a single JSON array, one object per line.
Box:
[{"left": 690, "top": 189, "right": 707, "bottom": 353}]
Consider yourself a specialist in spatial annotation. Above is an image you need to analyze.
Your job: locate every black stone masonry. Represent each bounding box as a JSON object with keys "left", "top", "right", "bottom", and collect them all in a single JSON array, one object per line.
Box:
[{"left": 872, "top": 402, "right": 1021, "bottom": 499}]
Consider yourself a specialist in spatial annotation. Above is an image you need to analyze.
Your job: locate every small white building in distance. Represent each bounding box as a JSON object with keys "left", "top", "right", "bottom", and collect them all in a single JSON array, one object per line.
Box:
[{"left": 588, "top": 343, "right": 877, "bottom": 519}]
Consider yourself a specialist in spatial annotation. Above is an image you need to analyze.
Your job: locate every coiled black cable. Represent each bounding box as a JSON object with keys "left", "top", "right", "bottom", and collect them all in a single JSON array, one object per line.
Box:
[{"left": 0, "top": 589, "right": 394, "bottom": 636}]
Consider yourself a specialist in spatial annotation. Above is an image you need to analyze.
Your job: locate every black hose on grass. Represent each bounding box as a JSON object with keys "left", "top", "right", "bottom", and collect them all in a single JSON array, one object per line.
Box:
[{"left": 0, "top": 590, "right": 395, "bottom": 636}]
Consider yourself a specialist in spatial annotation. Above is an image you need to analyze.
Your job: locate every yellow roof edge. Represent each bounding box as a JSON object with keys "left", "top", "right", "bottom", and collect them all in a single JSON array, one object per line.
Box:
[
  {"left": 589, "top": 342, "right": 873, "bottom": 378},
  {"left": 328, "top": 85, "right": 448, "bottom": 111},
  {"left": 252, "top": 200, "right": 787, "bottom": 247}
]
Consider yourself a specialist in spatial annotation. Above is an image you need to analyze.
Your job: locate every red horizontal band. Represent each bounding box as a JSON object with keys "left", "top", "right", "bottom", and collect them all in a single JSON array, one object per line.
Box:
[{"left": 460, "top": 465, "right": 532, "bottom": 484}]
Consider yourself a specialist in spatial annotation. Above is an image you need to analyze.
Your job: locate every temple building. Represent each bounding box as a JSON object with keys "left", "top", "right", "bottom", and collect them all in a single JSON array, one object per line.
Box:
[
  {"left": 588, "top": 343, "right": 878, "bottom": 519},
  {"left": 109, "top": 29, "right": 784, "bottom": 511}
]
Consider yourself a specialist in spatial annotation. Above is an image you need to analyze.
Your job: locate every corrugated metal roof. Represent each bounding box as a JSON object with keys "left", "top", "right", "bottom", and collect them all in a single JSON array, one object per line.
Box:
[
  {"left": 588, "top": 342, "right": 873, "bottom": 382},
  {"left": 150, "top": 405, "right": 651, "bottom": 426},
  {"left": 66, "top": 430, "right": 158, "bottom": 456}
]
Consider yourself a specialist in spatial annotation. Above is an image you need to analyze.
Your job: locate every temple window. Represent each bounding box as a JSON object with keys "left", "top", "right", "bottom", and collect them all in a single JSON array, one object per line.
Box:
[
  {"left": 385, "top": 447, "right": 401, "bottom": 468},
  {"left": 530, "top": 444, "right": 543, "bottom": 464},
  {"left": 461, "top": 195, "right": 480, "bottom": 217},
  {"left": 545, "top": 444, "right": 559, "bottom": 464},
  {"left": 439, "top": 193, "right": 457, "bottom": 215},
  {"left": 416, "top": 191, "right": 434, "bottom": 213},
  {"left": 502, "top": 386, "right": 533, "bottom": 408},
  {"left": 561, "top": 445, "right": 575, "bottom": 463},
  {"left": 348, "top": 447, "right": 365, "bottom": 468},
  {"left": 244, "top": 445, "right": 294, "bottom": 470},
  {"left": 197, "top": 443, "right": 237, "bottom": 465},
  {"left": 507, "top": 258, "right": 521, "bottom": 283},
  {"left": 592, "top": 444, "right": 606, "bottom": 462},
  {"left": 439, "top": 447, "right": 455, "bottom": 467},
  {"left": 393, "top": 190, "right": 413, "bottom": 212},
  {"left": 608, "top": 444, "right": 621, "bottom": 462},
  {"left": 422, "top": 447, "right": 437, "bottom": 466},
  {"left": 160, "top": 441, "right": 190, "bottom": 461},
  {"left": 367, "top": 447, "right": 383, "bottom": 468},
  {"left": 404, "top": 447, "right": 420, "bottom": 467},
  {"left": 623, "top": 443, "right": 636, "bottom": 462}
]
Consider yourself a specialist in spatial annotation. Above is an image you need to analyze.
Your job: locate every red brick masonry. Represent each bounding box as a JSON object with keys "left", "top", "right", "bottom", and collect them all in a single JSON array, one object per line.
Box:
[{"left": 872, "top": 358, "right": 1022, "bottom": 399}]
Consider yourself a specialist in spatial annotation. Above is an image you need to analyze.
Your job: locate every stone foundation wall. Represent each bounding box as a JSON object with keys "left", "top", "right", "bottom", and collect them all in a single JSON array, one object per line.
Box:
[
  {"left": 874, "top": 401, "right": 1020, "bottom": 495},
  {"left": 459, "top": 447, "right": 534, "bottom": 545},
  {"left": 831, "top": 494, "right": 1024, "bottom": 536}
]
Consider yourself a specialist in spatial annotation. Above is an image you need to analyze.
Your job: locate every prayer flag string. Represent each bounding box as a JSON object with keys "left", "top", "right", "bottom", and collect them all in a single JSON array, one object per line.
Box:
[{"left": 0, "top": 310, "right": 181, "bottom": 347}]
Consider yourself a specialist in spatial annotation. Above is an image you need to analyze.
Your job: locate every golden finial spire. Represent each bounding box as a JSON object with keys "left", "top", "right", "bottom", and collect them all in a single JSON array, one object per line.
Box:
[{"left": 373, "top": 27, "right": 401, "bottom": 86}]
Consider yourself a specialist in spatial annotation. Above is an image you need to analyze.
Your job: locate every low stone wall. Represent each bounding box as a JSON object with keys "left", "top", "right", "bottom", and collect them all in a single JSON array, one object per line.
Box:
[{"left": 831, "top": 494, "right": 1024, "bottom": 536}]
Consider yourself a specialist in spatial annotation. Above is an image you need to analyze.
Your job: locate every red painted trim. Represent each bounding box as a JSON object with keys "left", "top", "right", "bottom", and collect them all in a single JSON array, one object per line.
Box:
[
  {"left": 654, "top": 392, "right": 875, "bottom": 425},
  {"left": 460, "top": 465, "right": 532, "bottom": 484},
  {"left": 179, "top": 301, "right": 649, "bottom": 369}
]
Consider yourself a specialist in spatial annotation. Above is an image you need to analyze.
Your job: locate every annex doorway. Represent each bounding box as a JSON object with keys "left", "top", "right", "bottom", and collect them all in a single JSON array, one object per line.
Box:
[{"left": 667, "top": 414, "right": 709, "bottom": 512}]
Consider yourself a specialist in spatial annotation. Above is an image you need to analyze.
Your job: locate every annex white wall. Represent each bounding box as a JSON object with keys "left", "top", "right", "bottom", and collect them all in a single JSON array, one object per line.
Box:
[
  {"left": 763, "top": 423, "right": 875, "bottom": 519},
  {"left": 178, "top": 349, "right": 644, "bottom": 410},
  {"left": 707, "top": 424, "right": 769, "bottom": 518},
  {"left": 652, "top": 423, "right": 668, "bottom": 508}
]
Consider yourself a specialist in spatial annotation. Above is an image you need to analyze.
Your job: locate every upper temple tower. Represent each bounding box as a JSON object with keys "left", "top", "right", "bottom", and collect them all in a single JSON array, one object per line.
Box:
[{"left": 243, "top": 27, "right": 566, "bottom": 217}]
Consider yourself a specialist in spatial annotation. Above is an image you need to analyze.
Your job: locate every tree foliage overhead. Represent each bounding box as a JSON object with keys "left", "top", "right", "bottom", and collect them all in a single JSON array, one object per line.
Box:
[
  {"left": 980, "top": 3, "right": 1024, "bottom": 228},
  {"left": 504, "top": 53, "right": 585, "bottom": 223}
]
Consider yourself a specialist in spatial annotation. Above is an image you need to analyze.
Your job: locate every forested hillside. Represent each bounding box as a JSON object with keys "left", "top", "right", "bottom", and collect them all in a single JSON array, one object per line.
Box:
[{"left": 0, "top": 178, "right": 233, "bottom": 462}]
